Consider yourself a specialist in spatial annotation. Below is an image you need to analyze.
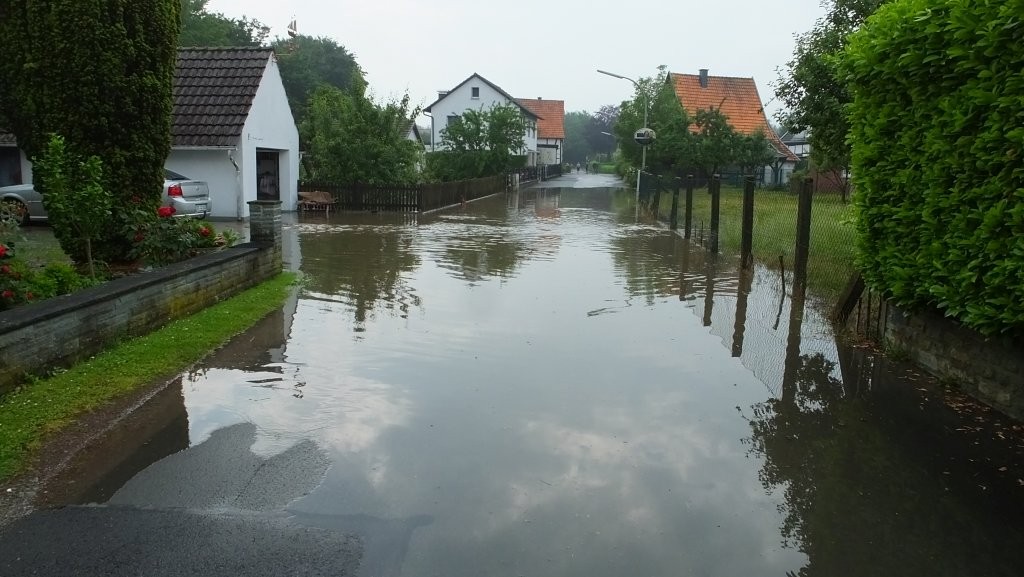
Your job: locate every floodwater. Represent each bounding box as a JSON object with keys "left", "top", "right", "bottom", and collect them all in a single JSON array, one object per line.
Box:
[{"left": 14, "top": 175, "right": 1024, "bottom": 576}]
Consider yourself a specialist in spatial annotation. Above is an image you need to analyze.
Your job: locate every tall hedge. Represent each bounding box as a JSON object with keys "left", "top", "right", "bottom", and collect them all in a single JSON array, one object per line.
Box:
[
  {"left": 843, "top": 0, "right": 1024, "bottom": 336},
  {"left": 0, "top": 0, "right": 181, "bottom": 262}
]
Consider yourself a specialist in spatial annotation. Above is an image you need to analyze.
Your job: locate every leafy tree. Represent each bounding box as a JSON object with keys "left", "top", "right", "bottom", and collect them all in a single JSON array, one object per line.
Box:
[
  {"left": 272, "top": 35, "right": 366, "bottom": 127},
  {"left": 426, "top": 104, "right": 526, "bottom": 181},
  {"left": 774, "top": 0, "right": 887, "bottom": 179},
  {"left": 563, "top": 111, "right": 595, "bottom": 164},
  {"left": 734, "top": 132, "right": 776, "bottom": 177},
  {"left": 178, "top": 0, "right": 268, "bottom": 47},
  {"left": 33, "top": 135, "right": 111, "bottom": 277},
  {"left": 0, "top": 0, "right": 181, "bottom": 263},
  {"left": 301, "top": 86, "right": 421, "bottom": 185}
]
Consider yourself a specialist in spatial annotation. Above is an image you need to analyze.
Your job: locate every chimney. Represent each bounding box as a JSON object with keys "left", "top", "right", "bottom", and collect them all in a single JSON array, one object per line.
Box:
[
  {"left": 537, "top": 97, "right": 542, "bottom": 100},
  {"left": 438, "top": 90, "right": 449, "bottom": 97},
  {"left": 699, "top": 69, "right": 709, "bottom": 88}
]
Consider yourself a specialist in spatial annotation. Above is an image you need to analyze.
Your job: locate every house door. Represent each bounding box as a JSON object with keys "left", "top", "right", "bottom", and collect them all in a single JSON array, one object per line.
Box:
[{"left": 256, "top": 150, "right": 280, "bottom": 201}]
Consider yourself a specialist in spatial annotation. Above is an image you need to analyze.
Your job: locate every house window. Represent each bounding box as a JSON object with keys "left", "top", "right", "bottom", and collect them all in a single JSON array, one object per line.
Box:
[
  {"left": 471, "top": 87, "right": 480, "bottom": 99},
  {"left": 447, "top": 114, "right": 461, "bottom": 127}
]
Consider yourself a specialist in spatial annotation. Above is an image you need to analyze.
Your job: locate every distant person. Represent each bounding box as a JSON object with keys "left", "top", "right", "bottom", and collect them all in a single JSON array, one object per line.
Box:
[
  {"left": 576, "top": 162, "right": 581, "bottom": 173},
  {"left": 584, "top": 162, "right": 589, "bottom": 174}
]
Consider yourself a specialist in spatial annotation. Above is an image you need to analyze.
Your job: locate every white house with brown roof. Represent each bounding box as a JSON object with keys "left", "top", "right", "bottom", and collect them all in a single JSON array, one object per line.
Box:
[
  {"left": 424, "top": 73, "right": 541, "bottom": 165},
  {"left": 168, "top": 48, "right": 298, "bottom": 219},
  {"left": 668, "top": 69, "right": 798, "bottom": 185},
  {"left": 515, "top": 98, "right": 565, "bottom": 166},
  {"left": 0, "top": 47, "right": 299, "bottom": 219}
]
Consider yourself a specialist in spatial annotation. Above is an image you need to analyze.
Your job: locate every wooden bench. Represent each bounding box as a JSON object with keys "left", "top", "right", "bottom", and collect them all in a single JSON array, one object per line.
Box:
[{"left": 297, "top": 191, "right": 336, "bottom": 215}]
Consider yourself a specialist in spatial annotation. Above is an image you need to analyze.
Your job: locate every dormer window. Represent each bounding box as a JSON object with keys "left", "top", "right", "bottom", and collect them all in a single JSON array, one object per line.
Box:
[{"left": 471, "top": 87, "right": 480, "bottom": 99}]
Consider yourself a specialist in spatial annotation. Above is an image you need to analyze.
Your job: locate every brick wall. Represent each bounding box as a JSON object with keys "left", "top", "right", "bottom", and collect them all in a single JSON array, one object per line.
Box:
[
  {"left": 884, "top": 306, "right": 1024, "bottom": 418},
  {"left": 0, "top": 242, "right": 280, "bottom": 394}
]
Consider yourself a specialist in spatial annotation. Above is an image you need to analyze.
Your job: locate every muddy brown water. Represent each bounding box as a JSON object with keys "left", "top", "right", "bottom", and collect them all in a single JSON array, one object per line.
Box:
[{"left": 13, "top": 181, "right": 1024, "bottom": 576}]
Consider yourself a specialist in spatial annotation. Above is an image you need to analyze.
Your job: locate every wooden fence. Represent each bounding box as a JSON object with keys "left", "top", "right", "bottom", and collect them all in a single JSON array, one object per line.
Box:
[{"left": 299, "top": 174, "right": 507, "bottom": 214}]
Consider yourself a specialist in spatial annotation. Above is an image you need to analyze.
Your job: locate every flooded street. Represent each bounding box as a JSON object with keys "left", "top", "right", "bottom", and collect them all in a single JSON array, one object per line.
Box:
[{"left": 4, "top": 175, "right": 1024, "bottom": 576}]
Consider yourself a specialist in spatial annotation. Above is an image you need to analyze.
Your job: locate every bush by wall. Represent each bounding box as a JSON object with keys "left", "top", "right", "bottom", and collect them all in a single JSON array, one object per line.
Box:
[{"left": 843, "top": 0, "right": 1024, "bottom": 336}]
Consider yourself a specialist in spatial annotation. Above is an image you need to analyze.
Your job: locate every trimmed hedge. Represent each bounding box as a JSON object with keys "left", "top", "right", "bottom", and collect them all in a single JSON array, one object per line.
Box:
[{"left": 843, "top": 0, "right": 1024, "bottom": 335}]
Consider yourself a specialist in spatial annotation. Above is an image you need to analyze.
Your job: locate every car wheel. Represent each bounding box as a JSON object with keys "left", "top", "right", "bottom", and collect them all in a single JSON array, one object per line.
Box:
[{"left": 2, "top": 199, "right": 29, "bottom": 226}]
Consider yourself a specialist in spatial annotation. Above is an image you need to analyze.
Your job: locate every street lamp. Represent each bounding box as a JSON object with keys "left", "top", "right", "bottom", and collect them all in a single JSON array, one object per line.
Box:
[{"left": 597, "top": 69, "right": 649, "bottom": 205}]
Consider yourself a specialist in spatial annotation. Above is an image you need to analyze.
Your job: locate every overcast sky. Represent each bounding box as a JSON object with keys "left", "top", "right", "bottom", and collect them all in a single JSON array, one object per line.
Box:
[{"left": 207, "top": 0, "right": 826, "bottom": 123}]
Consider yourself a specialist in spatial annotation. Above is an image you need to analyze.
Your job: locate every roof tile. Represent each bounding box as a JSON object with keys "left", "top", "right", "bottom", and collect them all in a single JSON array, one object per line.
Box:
[
  {"left": 669, "top": 73, "right": 797, "bottom": 161},
  {"left": 514, "top": 98, "right": 565, "bottom": 140}
]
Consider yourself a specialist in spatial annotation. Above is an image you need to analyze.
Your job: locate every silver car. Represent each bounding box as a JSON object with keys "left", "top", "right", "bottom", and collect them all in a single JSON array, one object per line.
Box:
[{"left": 0, "top": 169, "right": 211, "bottom": 224}]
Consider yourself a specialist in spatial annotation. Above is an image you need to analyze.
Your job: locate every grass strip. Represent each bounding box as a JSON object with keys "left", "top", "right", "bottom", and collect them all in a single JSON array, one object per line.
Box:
[
  {"left": 0, "top": 271, "right": 298, "bottom": 482},
  {"left": 656, "top": 186, "right": 857, "bottom": 300}
]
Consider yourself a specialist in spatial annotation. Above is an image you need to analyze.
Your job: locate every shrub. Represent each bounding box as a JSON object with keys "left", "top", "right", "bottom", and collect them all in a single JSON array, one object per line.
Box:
[
  {"left": 843, "top": 0, "right": 1024, "bottom": 335},
  {"left": 126, "top": 206, "right": 238, "bottom": 267}
]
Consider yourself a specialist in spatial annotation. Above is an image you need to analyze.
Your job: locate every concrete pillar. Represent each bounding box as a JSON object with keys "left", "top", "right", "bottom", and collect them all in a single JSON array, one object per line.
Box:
[{"left": 247, "top": 200, "right": 282, "bottom": 269}]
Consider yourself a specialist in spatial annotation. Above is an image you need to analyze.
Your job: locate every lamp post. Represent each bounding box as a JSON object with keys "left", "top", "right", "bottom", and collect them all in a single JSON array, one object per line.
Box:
[{"left": 597, "top": 69, "right": 649, "bottom": 206}]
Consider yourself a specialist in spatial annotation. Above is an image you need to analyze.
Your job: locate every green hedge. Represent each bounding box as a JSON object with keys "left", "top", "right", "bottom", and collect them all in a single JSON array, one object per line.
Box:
[{"left": 843, "top": 0, "right": 1024, "bottom": 335}]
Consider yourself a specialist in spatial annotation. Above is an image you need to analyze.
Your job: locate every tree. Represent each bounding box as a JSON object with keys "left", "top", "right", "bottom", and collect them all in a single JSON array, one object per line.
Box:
[
  {"left": 426, "top": 104, "right": 526, "bottom": 181},
  {"left": 774, "top": 0, "right": 888, "bottom": 180},
  {"left": 563, "top": 111, "right": 596, "bottom": 164},
  {"left": 0, "top": 0, "right": 181, "bottom": 263},
  {"left": 272, "top": 35, "right": 366, "bottom": 127},
  {"left": 301, "top": 86, "right": 421, "bottom": 185},
  {"left": 178, "top": 0, "right": 268, "bottom": 47}
]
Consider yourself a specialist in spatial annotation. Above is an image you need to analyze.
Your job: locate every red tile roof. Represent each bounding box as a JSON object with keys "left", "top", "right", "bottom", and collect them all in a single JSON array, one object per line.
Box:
[
  {"left": 515, "top": 98, "right": 565, "bottom": 140},
  {"left": 669, "top": 73, "right": 797, "bottom": 161}
]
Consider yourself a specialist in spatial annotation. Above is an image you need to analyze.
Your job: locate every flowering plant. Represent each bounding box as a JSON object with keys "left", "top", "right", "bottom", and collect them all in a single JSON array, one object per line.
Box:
[{"left": 125, "top": 206, "right": 238, "bottom": 267}]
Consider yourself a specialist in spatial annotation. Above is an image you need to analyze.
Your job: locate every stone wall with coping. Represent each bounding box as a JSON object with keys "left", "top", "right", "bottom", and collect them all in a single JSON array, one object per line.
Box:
[
  {"left": 0, "top": 202, "right": 284, "bottom": 394},
  {"left": 884, "top": 306, "right": 1024, "bottom": 418}
]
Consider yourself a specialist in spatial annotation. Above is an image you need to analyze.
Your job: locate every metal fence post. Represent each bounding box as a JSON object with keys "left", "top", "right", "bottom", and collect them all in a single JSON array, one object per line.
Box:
[
  {"left": 709, "top": 174, "right": 721, "bottom": 253},
  {"left": 669, "top": 178, "right": 681, "bottom": 230},
  {"left": 741, "top": 175, "right": 755, "bottom": 269},
  {"left": 684, "top": 175, "right": 694, "bottom": 239}
]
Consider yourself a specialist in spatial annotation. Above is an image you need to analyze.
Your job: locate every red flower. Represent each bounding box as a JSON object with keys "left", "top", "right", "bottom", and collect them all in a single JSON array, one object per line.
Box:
[
  {"left": 1, "top": 290, "right": 13, "bottom": 299},
  {"left": 157, "top": 206, "right": 176, "bottom": 218},
  {"left": 0, "top": 244, "right": 7, "bottom": 258},
  {"left": 0, "top": 265, "right": 9, "bottom": 275},
  {"left": 134, "top": 232, "right": 145, "bottom": 243},
  {"left": 24, "top": 292, "right": 33, "bottom": 300},
  {"left": 199, "top": 226, "right": 211, "bottom": 237}
]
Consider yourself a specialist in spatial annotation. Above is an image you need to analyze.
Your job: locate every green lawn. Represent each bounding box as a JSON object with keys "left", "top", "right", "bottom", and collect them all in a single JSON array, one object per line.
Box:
[
  {"left": 656, "top": 186, "right": 857, "bottom": 303},
  {"left": 0, "top": 271, "right": 298, "bottom": 482}
]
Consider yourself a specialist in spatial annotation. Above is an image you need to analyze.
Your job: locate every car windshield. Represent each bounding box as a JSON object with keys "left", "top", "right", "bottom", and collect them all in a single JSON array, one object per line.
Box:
[{"left": 164, "top": 169, "right": 189, "bottom": 181}]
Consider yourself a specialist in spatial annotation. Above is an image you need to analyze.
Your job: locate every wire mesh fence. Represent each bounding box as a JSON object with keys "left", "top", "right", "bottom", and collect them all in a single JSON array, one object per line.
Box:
[{"left": 647, "top": 172, "right": 858, "bottom": 309}]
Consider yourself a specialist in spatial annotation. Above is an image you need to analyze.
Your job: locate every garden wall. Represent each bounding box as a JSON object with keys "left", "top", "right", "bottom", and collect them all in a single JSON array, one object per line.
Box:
[
  {"left": 883, "top": 306, "right": 1024, "bottom": 419},
  {"left": 0, "top": 201, "right": 283, "bottom": 394}
]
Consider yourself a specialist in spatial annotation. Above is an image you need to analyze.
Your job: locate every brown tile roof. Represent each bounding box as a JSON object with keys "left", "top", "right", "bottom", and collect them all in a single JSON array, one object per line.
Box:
[
  {"left": 514, "top": 98, "right": 565, "bottom": 140},
  {"left": 173, "top": 48, "right": 274, "bottom": 147},
  {"left": 1, "top": 49, "right": 275, "bottom": 149},
  {"left": 669, "top": 72, "right": 797, "bottom": 161}
]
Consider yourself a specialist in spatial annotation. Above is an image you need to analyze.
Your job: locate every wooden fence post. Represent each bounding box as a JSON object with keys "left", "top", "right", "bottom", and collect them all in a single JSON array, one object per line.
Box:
[
  {"left": 793, "top": 177, "right": 814, "bottom": 299},
  {"left": 669, "top": 178, "right": 681, "bottom": 230},
  {"left": 684, "top": 175, "right": 694, "bottom": 239},
  {"left": 741, "top": 175, "right": 755, "bottom": 269},
  {"left": 709, "top": 174, "right": 721, "bottom": 252}
]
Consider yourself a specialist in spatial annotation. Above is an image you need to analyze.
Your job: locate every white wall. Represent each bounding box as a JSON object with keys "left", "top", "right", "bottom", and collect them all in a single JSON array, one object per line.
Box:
[
  {"left": 166, "top": 149, "right": 241, "bottom": 219},
  {"left": 538, "top": 138, "right": 561, "bottom": 165},
  {"left": 430, "top": 75, "right": 536, "bottom": 157},
  {"left": 241, "top": 55, "right": 300, "bottom": 215}
]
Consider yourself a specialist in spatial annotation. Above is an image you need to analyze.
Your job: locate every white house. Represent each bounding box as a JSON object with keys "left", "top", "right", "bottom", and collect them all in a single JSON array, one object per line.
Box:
[
  {"left": 424, "top": 73, "right": 540, "bottom": 166},
  {"left": 515, "top": 98, "right": 565, "bottom": 166},
  {"left": 167, "top": 48, "right": 299, "bottom": 219},
  {"left": 0, "top": 47, "right": 299, "bottom": 219}
]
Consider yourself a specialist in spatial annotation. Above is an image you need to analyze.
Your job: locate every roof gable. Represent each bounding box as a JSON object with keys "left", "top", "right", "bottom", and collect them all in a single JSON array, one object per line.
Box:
[
  {"left": 515, "top": 98, "right": 565, "bottom": 140},
  {"left": 669, "top": 72, "right": 797, "bottom": 161},
  {"left": 173, "top": 48, "right": 275, "bottom": 147},
  {"left": 424, "top": 73, "right": 539, "bottom": 118}
]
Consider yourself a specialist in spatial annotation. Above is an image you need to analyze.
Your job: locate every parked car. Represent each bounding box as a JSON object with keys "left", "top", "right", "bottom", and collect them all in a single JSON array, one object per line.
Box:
[{"left": 0, "top": 169, "right": 211, "bottom": 225}]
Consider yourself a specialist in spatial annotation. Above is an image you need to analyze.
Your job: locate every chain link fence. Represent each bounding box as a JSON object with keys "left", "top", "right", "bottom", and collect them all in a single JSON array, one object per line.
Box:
[{"left": 648, "top": 172, "right": 858, "bottom": 310}]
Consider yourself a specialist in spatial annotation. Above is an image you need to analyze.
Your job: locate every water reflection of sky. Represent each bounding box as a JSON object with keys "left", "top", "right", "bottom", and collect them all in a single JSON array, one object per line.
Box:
[
  {"left": 172, "top": 190, "right": 1024, "bottom": 576},
  {"left": 180, "top": 192, "right": 807, "bottom": 575}
]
